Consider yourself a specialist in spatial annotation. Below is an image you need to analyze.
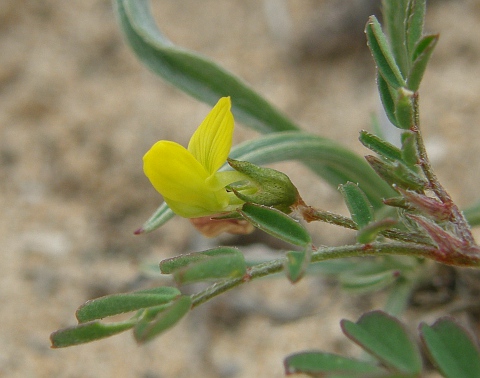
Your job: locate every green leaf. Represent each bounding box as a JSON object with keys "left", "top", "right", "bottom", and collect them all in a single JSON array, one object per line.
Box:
[
  {"left": 339, "top": 182, "right": 374, "bottom": 228},
  {"left": 411, "top": 34, "right": 438, "bottom": 62},
  {"left": 406, "top": 0, "right": 426, "bottom": 58},
  {"left": 377, "top": 74, "right": 399, "bottom": 127},
  {"left": 357, "top": 218, "right": 397, "bottom": 244},
  {"left": 400, "top": 131, "right": 420, "bottom": 171},
  {"left": 407, "top": 34, "right": 438, "bottom": 92},
  {"left": 160, "top": 247, "right": 239, "bottom": 273},
  {"left": 114, "top": 0, "right": 298, "bottom": 134},
  {"left": 384, "top": 278, "right": 416, "bottom": 317},
  {"left": 50, "top": 319, "right": 136, "bottom": 348},
  {"left": 394, "top": 87, "right": 415, "bottom": 130},
  {"left": 240, "top": 203, "right": 311, "bottom": 247},
  {"left": 366, "top": 16, "right": 406, "bottom": 89},
  {"left": 338, "top": 258, "right": 408, "bottom": 294},
  {"left": 359, "top": 130, "right": 403, "bottom": 161},
  {"left": 135, "top": 201, "right": 174, "bottom": 234},
  {"left": 285, "top": 250, "right": 311, "bottom": 284},
  {"left": 134, "top": 295, "right": 191, "bottom": 343},
  {"left": 365, "top": 155, "right": 427, "bottom": 192},
  {"left": 160, "top": 248, "right": 246, "bottom": 285},
  {"left": 341, "top": 311, "right": 423, "bottom": 375},
  {"left": 76, "top": 286, "right": 181, "bottom": 323},
  {"left": 382, "top": 0, "right": 410, "bottom": 75},
  {"left": 420, "top": 317, "right": 480, "bottom": 378},
  {"left": 339, "top": 267, "right": 399, "bottom": 293},
  {"left": 284, "top": 351, "right": 384, "bottom": 376}
]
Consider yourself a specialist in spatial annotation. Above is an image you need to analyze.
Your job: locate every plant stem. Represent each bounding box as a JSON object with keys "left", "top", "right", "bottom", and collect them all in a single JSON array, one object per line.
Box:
[
  {"left": 412, "top": 94, "right": 476, "bottom": 245},
  {"left": 297, "top": 203, "right": 432, "bottom": 245},
  {"left": 190, "top": 241, "right": 440, "bottom": 309}
]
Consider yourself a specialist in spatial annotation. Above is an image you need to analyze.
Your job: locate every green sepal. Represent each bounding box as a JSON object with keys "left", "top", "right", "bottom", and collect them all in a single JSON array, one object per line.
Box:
[
  {"left": 50, "top": 319, "right": 136, "bottom": 348},
  {"left": 366, "top": 15, "right": 406, "bottom": 89},
  {"left": 420, "top": 317, "right": 480, "bottom": 378},
  {"left": 359, "top": 130, "right": 402, "bottom": 162},
  {"left": 341, "top": 310, "right": 423, "bottom": 375},
  {"left": 134, "top": 295, "right": 191, "bottom": 344},
  {"left": 227, "top": 158, "right": 299, "bottom": 213},
  {"left": 339, "top": 182, "right": 374, "bottom": 228},
  {"left": 407, "top": 34, "right": 439, "bottom": 91},
  {"left": 76, "top": 286, "right": 181, "bottom": 323},
  {"left": 394, "top": 87, "right": 415, "bottom": 130},
  {"left": 284, "top": 351, "right": 384, "bottom": 376},
  {"left": 239, "top": 203, "right": 311, "bottom": 247}
]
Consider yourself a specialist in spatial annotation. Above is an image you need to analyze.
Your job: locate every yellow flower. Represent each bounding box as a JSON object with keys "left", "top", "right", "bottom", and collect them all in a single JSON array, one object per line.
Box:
[{"left": 143, "top": 97, "right": 245, "bottom": 218}]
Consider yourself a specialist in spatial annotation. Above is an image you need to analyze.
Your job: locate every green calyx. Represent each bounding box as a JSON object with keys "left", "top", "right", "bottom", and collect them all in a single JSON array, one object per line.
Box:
[{"left": 227, "top": 158, "right": 299, "bottom": 213}]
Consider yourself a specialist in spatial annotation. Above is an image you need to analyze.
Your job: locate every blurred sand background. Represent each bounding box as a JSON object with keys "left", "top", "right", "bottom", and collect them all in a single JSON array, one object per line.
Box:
[{"left": 2, "top": 0, "right": 480, "bottom": 377}]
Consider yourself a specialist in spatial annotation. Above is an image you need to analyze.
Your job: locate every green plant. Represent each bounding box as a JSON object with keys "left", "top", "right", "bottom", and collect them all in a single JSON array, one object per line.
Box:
[
  {"left": 51, "top": 0, "right": 480, "bottom": 376},
  {"left": 284, "top": 310, "right": 480, "bottom": 378}
]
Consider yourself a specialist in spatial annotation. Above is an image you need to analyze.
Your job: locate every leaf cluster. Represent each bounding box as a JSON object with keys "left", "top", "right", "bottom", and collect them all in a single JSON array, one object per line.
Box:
[{"left": 284, "top": 311, "right": 480, "bottom": 378}]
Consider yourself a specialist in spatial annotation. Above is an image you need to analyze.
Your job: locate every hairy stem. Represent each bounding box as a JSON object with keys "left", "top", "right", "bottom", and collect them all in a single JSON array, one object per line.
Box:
[
  {"left": 190, "top": 242, "right": 440, "bottom": 309},
  {"left": 297, "top": 204, "right": 432, "bottom": 245},
  {"left": 412, "top": 94, "right": 476, "bottom": 245}
]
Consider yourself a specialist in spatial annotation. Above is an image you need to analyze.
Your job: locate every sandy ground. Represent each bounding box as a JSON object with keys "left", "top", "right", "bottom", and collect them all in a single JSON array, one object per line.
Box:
[{"left": 2, "top": 0, "right": 480, "bottom": 377}]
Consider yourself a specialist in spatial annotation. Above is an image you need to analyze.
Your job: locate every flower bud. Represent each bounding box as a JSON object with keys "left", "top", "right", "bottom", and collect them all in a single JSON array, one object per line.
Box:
[{"left": 227, "top": 159, "right": 299, "bottom": 213}]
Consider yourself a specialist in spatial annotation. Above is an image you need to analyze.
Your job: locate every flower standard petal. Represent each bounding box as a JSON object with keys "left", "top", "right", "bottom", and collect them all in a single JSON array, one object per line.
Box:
[
  {"left": 188, "top": 97, "right": 234, "bottom": 175},
  {"left": 143, "top": 140, "right": 229, "bottom": 217},
  {"left": 144, "top": 140, "right": 207, "bottom": 201}
]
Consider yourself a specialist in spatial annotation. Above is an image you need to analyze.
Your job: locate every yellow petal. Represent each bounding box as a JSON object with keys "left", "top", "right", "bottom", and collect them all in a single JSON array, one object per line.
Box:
[
  {"left": 188, "top": 97, "right": 234, "bottom": 175},
  {"left": 143, "top": 140, "right": 229, "bottom": 217},
  {"left": 162, "top": 195, "right": 223, "bottom": 218}
]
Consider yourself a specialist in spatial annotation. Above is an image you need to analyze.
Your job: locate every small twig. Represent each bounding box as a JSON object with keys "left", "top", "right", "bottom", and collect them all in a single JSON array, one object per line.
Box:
[
  {"left": 296, "top": 203, "right": 433, "bottom": 245},
  {"left": 411, "top": 94, "right": 476, "bottom": 246},
  {"left": 191, "top": 241, "right": 447, "bottom": 309}
]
